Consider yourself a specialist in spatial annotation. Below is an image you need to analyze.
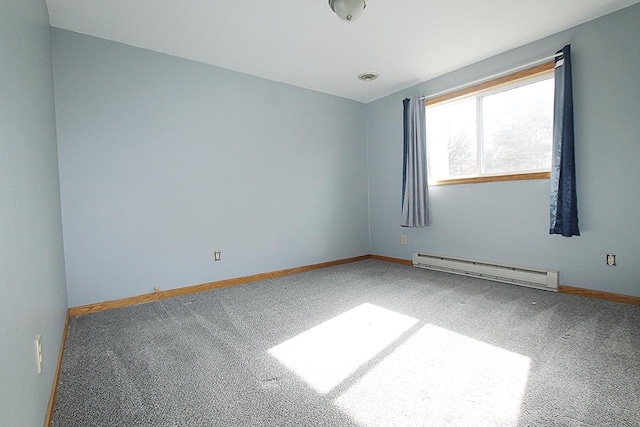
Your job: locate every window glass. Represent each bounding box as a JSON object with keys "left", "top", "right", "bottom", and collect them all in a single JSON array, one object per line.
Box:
[
  {"left": 425, "top": 65, "right": 554, "bottom": 184},
  {"left": 426, "top": 98, "right": 477, "bottom": 178},
  {"left": 482, "top": 79, "right": 553, "bottom": 174}
]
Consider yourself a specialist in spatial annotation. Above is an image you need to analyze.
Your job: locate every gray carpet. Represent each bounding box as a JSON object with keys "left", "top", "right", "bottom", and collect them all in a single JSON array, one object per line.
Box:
[{"left": 53, "top": 260, "right": 640, "bottom": 426}]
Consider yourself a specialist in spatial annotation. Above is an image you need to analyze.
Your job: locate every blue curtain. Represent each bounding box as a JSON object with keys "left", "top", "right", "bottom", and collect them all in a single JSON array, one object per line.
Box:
[
  {"left": 550, "top": 45, "right": 580, "bottom": 237},
  {"left": 402, "top": 97, "right": 429, "bottom": 227}
]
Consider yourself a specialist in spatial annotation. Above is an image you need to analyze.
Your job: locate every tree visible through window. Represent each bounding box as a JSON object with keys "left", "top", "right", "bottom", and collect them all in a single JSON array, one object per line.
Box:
[{"left": 425, "top": 63, "right": 554, "bottom": 185}]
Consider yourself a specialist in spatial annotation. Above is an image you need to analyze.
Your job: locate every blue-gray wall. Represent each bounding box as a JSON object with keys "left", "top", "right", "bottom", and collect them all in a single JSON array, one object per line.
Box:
[
  {"left": 367, "top": 3, "right": 640, "bottom": 297},
  {"left": 49, "top": 4, "right": 640, "bottom": 310},
  {"left": 52, "top": 30, "right": 369, "bottom": 307},
  {"left": 2, "top": 3, "right": 637, "bottom": 424},
  {"left": 0, "top": 1, "right": 68, "bottom": 425}
]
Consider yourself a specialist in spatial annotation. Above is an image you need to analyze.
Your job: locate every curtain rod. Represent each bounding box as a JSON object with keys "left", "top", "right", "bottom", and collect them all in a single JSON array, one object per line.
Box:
[{"left": 418, "top": 51, "right": 563, "bottom": 101}]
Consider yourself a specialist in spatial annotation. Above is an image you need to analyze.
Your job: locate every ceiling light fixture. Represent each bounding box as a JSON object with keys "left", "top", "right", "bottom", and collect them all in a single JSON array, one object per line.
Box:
[
  {"left": 358, "top": 72, "right": 379, "bottom": 82},
  {"left": 328, "top": 0, "right": 367, "bottom": 23}
]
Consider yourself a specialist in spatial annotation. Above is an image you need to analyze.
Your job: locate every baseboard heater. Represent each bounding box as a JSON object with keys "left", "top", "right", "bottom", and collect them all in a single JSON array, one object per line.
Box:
[{"left": 413, "top": 252, "right": 559, "bottom": 292}]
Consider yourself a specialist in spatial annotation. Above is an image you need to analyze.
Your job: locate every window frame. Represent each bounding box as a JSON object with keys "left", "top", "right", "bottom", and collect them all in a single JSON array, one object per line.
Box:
[{"left": 425, "top": 61, "right": 555, "bottom": 186}]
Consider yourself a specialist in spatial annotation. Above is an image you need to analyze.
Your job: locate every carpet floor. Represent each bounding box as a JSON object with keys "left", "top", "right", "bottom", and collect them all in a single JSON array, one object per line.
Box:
[{"left": 52, "top": 260, "right": 640, "bottom": 426}]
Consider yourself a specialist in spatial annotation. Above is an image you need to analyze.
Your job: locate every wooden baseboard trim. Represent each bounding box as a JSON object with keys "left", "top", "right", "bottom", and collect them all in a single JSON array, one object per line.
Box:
[
  {"left": 369, "top": 254, "right": 413, "bottom": 266},
  {"left": 44, "top": 309, "right": 70, "bottom": 427},
  {"left": 67, "top": 254, "right": 640, "bottom": 317},
  {"left": 559, "top": 285, "right": 640, "bottom": 306},
  {"left": 68, "top": 255, "right": 370, "bottom": 317},
  {"left": 368, "top": 257, "right": 640, "bottom": 306}
]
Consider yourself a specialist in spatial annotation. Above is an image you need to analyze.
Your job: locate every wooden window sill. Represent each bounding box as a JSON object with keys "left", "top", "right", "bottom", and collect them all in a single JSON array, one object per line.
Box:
[{"left": 430, "top": 171, "right": 550, "bottom": 186}]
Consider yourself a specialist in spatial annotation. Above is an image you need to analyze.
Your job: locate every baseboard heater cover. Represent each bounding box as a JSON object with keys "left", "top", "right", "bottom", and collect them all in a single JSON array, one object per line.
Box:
[{"left": 412, "top": 252, "right": 559, "bottom": 291}]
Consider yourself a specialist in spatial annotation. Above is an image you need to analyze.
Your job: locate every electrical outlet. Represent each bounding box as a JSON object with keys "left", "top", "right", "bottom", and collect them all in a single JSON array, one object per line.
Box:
[
  {"left": 400, "top": 235, "right": 407, "bottom": 245},
  {"left": 35, "top": 335, "right": 43, "bottom": 374},
  {"left": 606, "top": 253, "right": 616, "bottom": 266},
  {"left": 154, "top": 286, "right": 160, "bottom": 293},
  {"left": 214, "top": 251, "right": 221, "bottom": 261}
]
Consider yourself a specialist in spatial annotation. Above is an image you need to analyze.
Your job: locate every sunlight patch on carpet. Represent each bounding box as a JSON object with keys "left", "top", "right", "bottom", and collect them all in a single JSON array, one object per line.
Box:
[
  {"left": 334, "top": 324, "right": 531, "bottom": 426},
  {"left": 268, "top": 303, "right": 418, "bottom": 394}
]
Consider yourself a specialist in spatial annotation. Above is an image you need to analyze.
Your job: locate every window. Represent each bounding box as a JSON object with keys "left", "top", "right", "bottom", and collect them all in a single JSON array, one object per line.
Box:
[{"left": 425, "top": 62, "right": 555, "bottom": 185}]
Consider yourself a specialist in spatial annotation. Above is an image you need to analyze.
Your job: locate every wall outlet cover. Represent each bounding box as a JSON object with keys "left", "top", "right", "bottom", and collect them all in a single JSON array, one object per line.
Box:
[
  {"left": 606, "top": 254, "right": 616, "bottom": 266},
  {"left": 35, "top": 335, "right": 43, "bottom": 374}
]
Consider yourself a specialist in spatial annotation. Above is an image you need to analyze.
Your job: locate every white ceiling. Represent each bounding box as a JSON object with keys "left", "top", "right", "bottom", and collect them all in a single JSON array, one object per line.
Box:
[{"left": 45, "top": 0, "right": 640, "bottom": 103}]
